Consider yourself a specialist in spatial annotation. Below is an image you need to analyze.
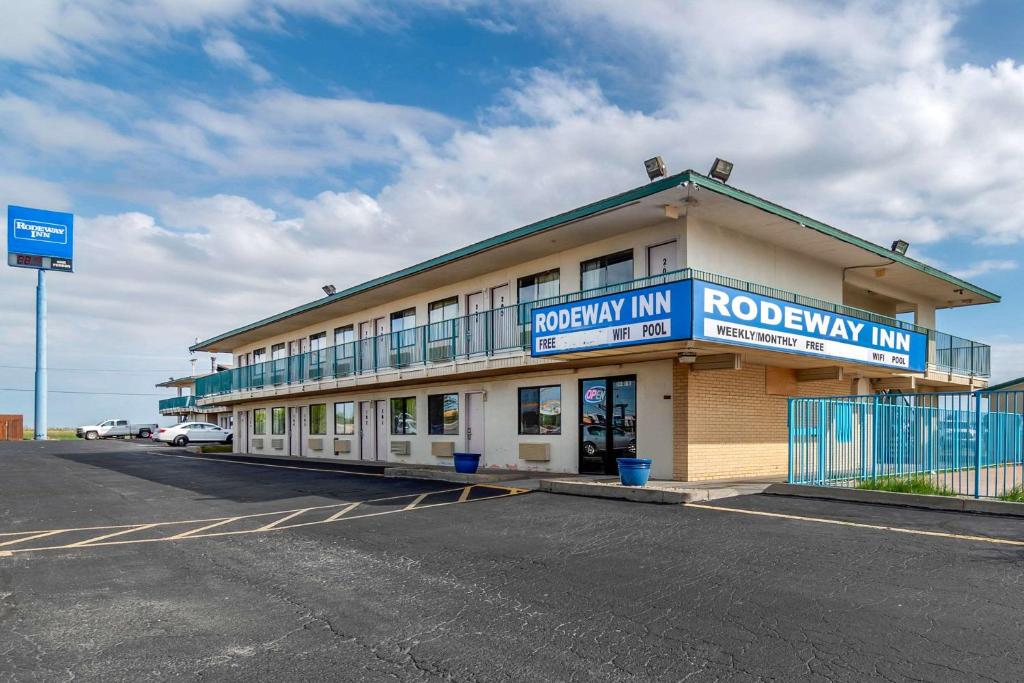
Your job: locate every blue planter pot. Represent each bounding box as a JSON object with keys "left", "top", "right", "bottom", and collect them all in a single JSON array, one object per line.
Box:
[
  {"left": 617, "top": 458, "right": 652, "bottom": 487},
  {"left": 453, "top": 452, "right": 481, "bottom": 474}
]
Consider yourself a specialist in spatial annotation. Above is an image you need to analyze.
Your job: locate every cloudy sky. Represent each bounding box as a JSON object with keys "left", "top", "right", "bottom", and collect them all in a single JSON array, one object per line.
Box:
[{"left": 2, "top": 0, "right": 1024, "bottom": 426}]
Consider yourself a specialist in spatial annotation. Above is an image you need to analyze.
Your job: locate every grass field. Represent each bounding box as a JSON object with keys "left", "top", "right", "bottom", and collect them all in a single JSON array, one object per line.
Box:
[{"left": 22, "top": 428, "right": 80, "bottom": 441}]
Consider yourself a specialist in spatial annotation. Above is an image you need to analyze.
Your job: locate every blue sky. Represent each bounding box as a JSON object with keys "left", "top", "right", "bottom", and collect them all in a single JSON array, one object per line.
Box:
[{"left": 2, "top": 0, "right": 1024, "bottom": 426}]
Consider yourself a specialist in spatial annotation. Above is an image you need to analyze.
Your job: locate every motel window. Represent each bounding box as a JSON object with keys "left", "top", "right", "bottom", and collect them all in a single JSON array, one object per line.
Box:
[
  {"left": 334, "top": 402, "right": 355, "bottom": 435},
  {"left": 309, "top": 404, "right": 327, "bottom": 435},
  {"left": 309, "top": 332, "right": 327, "bottom": 352},
  {"left": 334, "top": 325, "right": 354, "bottom": 346},
  {"left": 391, "top": 308, "right": 417, "bottom": 348},
  {"left": 391, "top": 397, "right": 417, "bottom": 435},
  {"left": 518, "top": 269, "right": 560, "bottom": 323},
  {"left": 581, "top": 250, "right": 633, "bottom": 291},
  {"left": 271, "top": 343, "right": 287, "bottom": 360},
  {"left": 428, "top": 393, "right": 459, "bottom": 435},
  {"left": 254, "top": 409, "right": 267, "bottom": 434},
  {"left": 271, "top": 407, "right": 286, "bottom": 435},
  {"left": 428, "top": 297, "right": 459, "bottom": 342},
  {"left": 519, "top": 386, "right": 561, "bottom": 435},
  {"left": 428, "top": 297, "right": 459, "bottom": 324},
  {"left": 252, "top": 348, "right": 266, "bottom": 364}
]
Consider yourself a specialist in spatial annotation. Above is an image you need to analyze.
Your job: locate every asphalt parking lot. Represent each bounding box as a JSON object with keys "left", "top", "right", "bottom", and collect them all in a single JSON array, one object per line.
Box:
[{"left": 2, "top": 440, "right": 1024, "bottom": 681}]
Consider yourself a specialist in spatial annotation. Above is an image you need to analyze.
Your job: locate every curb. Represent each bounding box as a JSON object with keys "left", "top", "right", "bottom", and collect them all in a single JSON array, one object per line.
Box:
[
  {"left": 765, "top": 483, "right": 1024, "bottom": 518},
  {"left": 384, "top": 467, "right": 524, "bottom": 484},
  {"left": 537, "top": 479, "right": 754, "bottom": 504}
]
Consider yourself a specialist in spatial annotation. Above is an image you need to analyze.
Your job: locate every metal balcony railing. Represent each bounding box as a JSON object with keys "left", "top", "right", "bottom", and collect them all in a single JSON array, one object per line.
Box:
[
  {"left": 158, "top": 395, "right": 197, "bottom": 411},
  {"left": 194, "top": 269, "right": 991, "bottom": 398}
]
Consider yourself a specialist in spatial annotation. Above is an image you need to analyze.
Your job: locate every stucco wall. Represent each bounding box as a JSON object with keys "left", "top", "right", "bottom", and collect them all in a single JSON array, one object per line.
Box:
[
  {"left": 234, "top": 359, "right": 675, "bottom": 478},
  {"left": 684, "top": 215, "right": 843, "bottom": 302}
]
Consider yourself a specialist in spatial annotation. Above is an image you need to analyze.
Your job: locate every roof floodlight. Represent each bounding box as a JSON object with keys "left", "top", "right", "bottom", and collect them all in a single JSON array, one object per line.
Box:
[
  {"left": 644, "top": 156, "right": 667, "bottom": 181},
  {"left": 890, "top": 240, "right": 909, "bottom": 256},
  {"left": 322, "top": 284, "right": 337, "bottom": 296},
  {"left": 708, "top": 158, "right": 734, "bottom": 183}
]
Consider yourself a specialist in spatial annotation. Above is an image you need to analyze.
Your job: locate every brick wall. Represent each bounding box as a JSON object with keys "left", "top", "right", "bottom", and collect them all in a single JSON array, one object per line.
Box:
[{"left": 672, "top": 363, "right": 853, "bottom": 481}]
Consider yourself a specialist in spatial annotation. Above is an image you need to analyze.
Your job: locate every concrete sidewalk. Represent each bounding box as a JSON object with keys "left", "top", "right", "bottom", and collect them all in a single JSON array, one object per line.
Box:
[{"left": 539, "top": 475, "right": 784, "bottom": 504}]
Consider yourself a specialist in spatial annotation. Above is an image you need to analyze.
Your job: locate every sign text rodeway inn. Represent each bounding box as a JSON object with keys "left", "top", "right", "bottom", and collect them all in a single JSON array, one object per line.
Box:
[{"left": 531, "top": 280, "right": 927, "bottom": 372}]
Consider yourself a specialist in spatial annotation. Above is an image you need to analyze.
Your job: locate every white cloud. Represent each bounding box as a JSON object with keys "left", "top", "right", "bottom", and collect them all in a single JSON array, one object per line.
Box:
[
  {"left": 952, "top": 259, "right": 1018, "bottom": 280},
  {"left": 0, "top": 0, "right": 383, "bottom": 65},
  {"left": 5, "top": 0, "right": 1024, "bottom": 422},
  {"left": 203, "top": 32, "right": 271, "bottom": 82}
]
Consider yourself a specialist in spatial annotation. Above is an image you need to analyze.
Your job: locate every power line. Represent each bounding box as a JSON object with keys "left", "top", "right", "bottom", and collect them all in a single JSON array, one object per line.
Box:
[
  {"left": 0, "top": 387, "right": 165, "bottom": 396},
  {"left": 0, "top": 365, "right": 190, "bottom": 374}
]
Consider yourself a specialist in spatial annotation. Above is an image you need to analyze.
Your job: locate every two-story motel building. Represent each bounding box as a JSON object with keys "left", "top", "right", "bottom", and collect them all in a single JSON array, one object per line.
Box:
[{"left": 187, "top": 167, "right": 997, "bottom": 481}]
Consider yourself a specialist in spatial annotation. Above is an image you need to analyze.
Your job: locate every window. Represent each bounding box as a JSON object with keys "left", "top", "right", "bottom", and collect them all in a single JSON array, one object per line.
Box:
[
  {"left": 334, "top": 402, "right": 355, "bottom": 435},
  {"left": 271, "top": 343, "right": 287, "bottom": 360},
  {"left": 254, "top": 409, "right": 266, "bottom": 435},
  {"left": 428, "top": 297, "right": 459, "bottom": 324},
  {"left": 581, "top": 249, "right": 633, "bottom": 291},
  {"left": 334, "top": 325, "right": 354, "bottom": 346},
  {"left": 517, "top": 269, "right": 560, "bottom": 322},
  {"left": 252, "top": 348, "right": 266, "bottom": 364},
  {"left": 271, "top": 407, "right": 286, "bottom": 434},
  {"left": 428, "top": 394, "right": 459, "bottom": 435},
  {"left": 518, "top": 269, "right": 560, "bottom": 307},
  {"left": 310, "top": 404, "right": 327, "bottom": 435},
  {"left": 391, "top": 308, "right": 417, "bottom": 347},
  {"left": 309, "top": 332, "right": 327, "bottom": 352},
  {"left": 519, "top": 386, "right": 561, "bottom": 435},
  {"left": 391, "top": 397, "right": 416, "bottom": 435}
]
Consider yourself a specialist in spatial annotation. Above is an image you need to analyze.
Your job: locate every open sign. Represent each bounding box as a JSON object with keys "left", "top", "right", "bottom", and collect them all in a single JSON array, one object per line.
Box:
[{"left": 584, "top": 386, "right": 606, "bottom": 404}]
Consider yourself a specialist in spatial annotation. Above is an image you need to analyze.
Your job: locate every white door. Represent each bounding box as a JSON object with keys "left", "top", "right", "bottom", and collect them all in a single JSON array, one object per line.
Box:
[
  {"left": 466, "top": 392, "right": 485, "bottom": 461},
  {"left": 375, "top": 400, "right": 389, "bottom": 461},
  {"left": 359, "top": 401, "right": 374, "bottom": 460},
  {"left": 467, "top": 292, "right": 486, "bottom": 354},
  {"left": 648, "top": 240, "right": 678, "bottom": 276},
  {"left": 237, "top": 410, "right": 249, "bottom": 453},
  {"left": 374, "top": 317, "right": 388, "bottom": 369},
  {"left": 490, "top": 285, "right": 512, "bottom": 350},
  {"left": 359, "top": 322, "right": 373, "bottom": 373},
  {"left": 289, "top": 407, "right": 303, "bottom": 457}
]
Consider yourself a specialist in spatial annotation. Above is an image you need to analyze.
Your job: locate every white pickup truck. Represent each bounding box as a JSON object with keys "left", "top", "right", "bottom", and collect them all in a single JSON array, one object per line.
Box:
[{"left": 76, "top": 419, "right": 159, "bottom": 440}]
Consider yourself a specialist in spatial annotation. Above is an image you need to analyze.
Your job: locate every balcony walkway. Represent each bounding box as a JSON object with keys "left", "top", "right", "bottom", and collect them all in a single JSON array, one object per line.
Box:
[{"left": 195, "top": 269, "right": 990, "bottom": 401}]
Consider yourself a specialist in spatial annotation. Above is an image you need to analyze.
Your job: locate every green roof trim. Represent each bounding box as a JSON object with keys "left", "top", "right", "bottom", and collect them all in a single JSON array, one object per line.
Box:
[
  {"left": 192, "top": 170, "right": 1000, "bottom": 352},
  {"left": 687, "top": 172, "right": 1001, "bottom": 304},
  {"left": 190, "top": 170, "right": 692, "bottom": 351}
]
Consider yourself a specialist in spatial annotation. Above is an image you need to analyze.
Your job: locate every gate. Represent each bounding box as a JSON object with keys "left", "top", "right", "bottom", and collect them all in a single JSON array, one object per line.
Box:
[
  {"left": 0, "top": 415, "right": 25, "bottom": 440},
  {"left": 789, "top": 391, "right": 1024, "bottom": 498}
]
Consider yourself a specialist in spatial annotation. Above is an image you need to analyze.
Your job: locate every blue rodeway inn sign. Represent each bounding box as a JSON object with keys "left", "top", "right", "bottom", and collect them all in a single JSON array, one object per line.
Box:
[
  {"left": 7, "top": 205, "right": 75, "bottom": 272},
  {"left": 530, "top": 278, "right": 927, "bottom": 372}
]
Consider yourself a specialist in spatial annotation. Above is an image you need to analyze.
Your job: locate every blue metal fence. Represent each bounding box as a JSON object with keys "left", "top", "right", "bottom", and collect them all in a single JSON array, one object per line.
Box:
[{"left": 789, "top": 390, "right": 1024, "bottom": 498}]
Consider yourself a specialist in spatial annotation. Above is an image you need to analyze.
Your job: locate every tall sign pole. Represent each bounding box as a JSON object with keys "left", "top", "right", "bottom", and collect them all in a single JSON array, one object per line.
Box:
[
  {"left": 7, "top": 205, "right": 74, "bottom": 441},
  {"left": 35, "top": 269, "right": 47, "bottom": 440}
]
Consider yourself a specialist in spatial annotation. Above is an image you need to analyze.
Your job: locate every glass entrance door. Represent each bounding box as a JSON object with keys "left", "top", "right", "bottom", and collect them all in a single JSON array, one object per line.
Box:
[{"left": 579, "top": 375, "right": 637, "bottom": 474}]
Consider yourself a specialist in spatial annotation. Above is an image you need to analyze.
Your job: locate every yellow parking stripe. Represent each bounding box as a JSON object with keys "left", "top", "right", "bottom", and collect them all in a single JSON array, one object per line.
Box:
[
  {"left": 0, "top": 530, "right": 65, "bottom": 547},
  {"left": 257, "top": 508, "right": 311, "bottom": 531},
  {"left": 403, "top": 493, "right": 430, "bottom": 510},
  {"left": 685, "top": 502, "right": 1024, "bottom": 548},
  {"left": 67, "top": 524, "right": 158, "bottom": 547},
  {"left": 0, "top": 484, "right": 529, "bottom": 557},
  {"left": 322, "top": 503, "right": 360, "bottom": 522},
  {"left": 170, "top": 517, "right": 240, "bottom": 540}
]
